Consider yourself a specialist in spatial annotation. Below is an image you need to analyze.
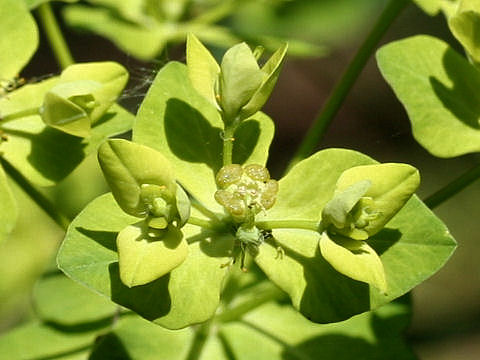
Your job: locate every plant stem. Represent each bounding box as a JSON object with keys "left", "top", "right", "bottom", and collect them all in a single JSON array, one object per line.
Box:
[
  {"left": 288, "top": 0, "right": 409, "bottom": 169},
  {"left": 222, "top": 125, "right": 236, "bottom": 166},
  {"left": 256, "top": 219, "right": 319, "bottom": 232},
  {"left": 37, "top": 3, "right": 74, "bottom": 69},
  {"left": 423, "top": 163, "right": 480, "bottom": 209},
  {"left": 187, "top": 216, "right": 217, "bottom": 229},
  {"left": 185, "top": 318, "right": 213, "bottom": 360},
  {"left": 190, "top": 197, "right": 219, "bottom": 221},
  {"left": 0, "top": 107, "right": 40, "bottom": 123},
  {"left": 1, "top": 158, "right": 71, "bottom": 231},
  {"left": 216, "top": 281, "right": 285, "bottom": 323}
]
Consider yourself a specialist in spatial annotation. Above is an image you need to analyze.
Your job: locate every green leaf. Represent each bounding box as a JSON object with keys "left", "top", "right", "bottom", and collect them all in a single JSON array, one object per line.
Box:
[
  {"left": 258, "top": 149, "right": 373, "bottom": 223},
  {"left": 0, "top": 321, "right": 95, "bottom": 360},
  {"left": 84, "top": 297, "right": 415, "bottom": 360},
  {"left": 89, "top": 315, "right": 192, "bottom": 360},
  {"left": 58, "top": 193, "right": 234, "bottom": 329},
  {"left": 63, "top": 5, "right": 166, "bottom": 60},
  {"left": 176, "top": 184, "right": 191, "bottom": 227},
  {"left": 240, "top": 43, "right": 288, "bottom": 119},
  {"left": 319, "top": 232, "right": 387, "bottom": 293},
  {"left": 449, "top": 0, "right": 480, "bottom": 63},
  {"left": 117, "top": 222, "right": 188, "bottom": 287},
  {"left": 133, "top": 62, "right": 274, "bottom": 213},
  {"left": 412, "top": 0, "right": 448, "bottom": 15},
  {"left": 98, "top": 139, "right": 176, "bottom": 217},
  {"left": 0, "top": 175, "right": 62, "bottom": 326},
  {"left": 377, "top": 35, "right": 480, "bottom": 158},
  {"left": 219, "top": 299, "right": 416, "bottom": 360},
  {"left": 0, "top": 0, "right": 38, "bottom": 80},
  {"left": 34, "top": 273, "right": 117, "bottom": 325},
  {"left": 0, "top": 165, "right": 17, "bottom": 242},
  {"left": 0, "top": 77, "right": 134, "bottom": 186},
  {"left": 186, "top": 33, "right": 220, "bottom": 108},
  {"left": 58, "top": 62, "right": 129, "bottom": 123},
  {"left": 255, "top": 149, "right": 456, "bottom": 323},
  {"left": 331, "top": 163, "right": 420, "bottom": 239},
  {"left": 41, "top": 80, "right": 100, "bottom": 137},
  {"left": 219, "top": 43, "right": 264, "bottom": 121}
]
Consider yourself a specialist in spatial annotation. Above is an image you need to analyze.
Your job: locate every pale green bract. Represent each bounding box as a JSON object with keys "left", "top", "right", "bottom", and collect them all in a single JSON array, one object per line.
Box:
[
  {"left": 186, "top": 33, "right": 288, "bottom": 124},
  {"left": 98, "top": 139, "right": 177, "bottom": 218},
  {"left": 117, "top": 223, "right": 188, "bottom": 287},
  {"left": 97, "top": 139, "right": 192, "bottom": 287},
  {"left": 40, "top": 62, "right": 129, "bottom": 137},
  {"left": 323, "top": 163, "right": 420, "bottom": 240},
  {"left": 449, "top": 0, "right": 480, "bottom": 64},
  {"left": 319, "top": 232, "right": 387, "bottom": 294}
]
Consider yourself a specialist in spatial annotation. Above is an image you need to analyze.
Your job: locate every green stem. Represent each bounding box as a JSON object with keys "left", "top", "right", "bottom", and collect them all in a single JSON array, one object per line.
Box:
[
  {"left": 37, "top": 3, "right": 74, "bottom": 69},
  {"left": 256, "top": 219, "right": 319, "bottom": 232},
  {"left": 187, "top": 216, "right": 217, "bottom": 229},
  {"left": 190, "top": 197, "right": 219, "bottom": 221},
  {"left": 222, "top": 125, "right": 236, "bottom": 166},
  {"left": 0, "top": 107, "right": 40, "bottom": 124},
  {"left": 216, "top": 282, "right": 285, "bottom": 323},
  {"left": 1, "top": 158, "right": 71, "bottom": 231},
  {"left": 423, "top": 163, "right": 480, "bottom": 209},
  {"left": 288, "top": 0, "right": 409, "bottom": 169},
  {"left": 185, "top": 318, "right": 213, "bottom": 360}
]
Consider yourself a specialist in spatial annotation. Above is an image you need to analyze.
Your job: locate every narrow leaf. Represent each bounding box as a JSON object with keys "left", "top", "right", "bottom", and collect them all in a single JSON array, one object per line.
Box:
[
  {"left": 240, "top": 43, "right": 288, "bottom": 119},
  {"left": 186, "top": 33, "right": 220, "bottom": 107}
]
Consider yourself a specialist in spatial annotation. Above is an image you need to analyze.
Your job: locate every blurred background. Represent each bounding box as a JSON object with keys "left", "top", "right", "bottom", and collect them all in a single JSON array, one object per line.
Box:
[{"left": 2, "top": 0, "right": 480, "bottom": 359}]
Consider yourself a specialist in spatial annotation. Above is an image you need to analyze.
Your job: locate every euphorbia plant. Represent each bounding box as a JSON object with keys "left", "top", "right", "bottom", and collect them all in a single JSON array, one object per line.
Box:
[
  {"left": 57, "top": 36, "right": 455, "bottom": 331},
  {"left": 0, "top": 0, "right": 470, "bottom": 358}
]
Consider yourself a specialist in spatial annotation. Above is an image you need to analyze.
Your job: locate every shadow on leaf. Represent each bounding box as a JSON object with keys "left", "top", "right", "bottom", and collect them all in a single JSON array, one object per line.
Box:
[
  {"left": 164, "top": 98, "right": 223, "bottom": 172},
  {"left": 430, "top": 47, "right": 480, "bottom": 129},
  {"left": 369, "top": 227, "right": 401, "bottom": 256},
  {"left": 232, "top": 119, "right": 260, "bottom": 164},
  {"left": 108, "top": 263, "right": 172, "bottom": 322},
  {"left": 263, "top": 237, "right": 370, "bottom": 323},
  {"left": 90, "top": 333, "right": 132, "bottom": 360},
  {"left": 187, "top": 228, "right": 235, "bottom": 258},
  {"left": 6, "top": 125, "right": 85, "bottom": 182},
  {"left": 76, "top": 228, "right": 118, "bottom": 252}
]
